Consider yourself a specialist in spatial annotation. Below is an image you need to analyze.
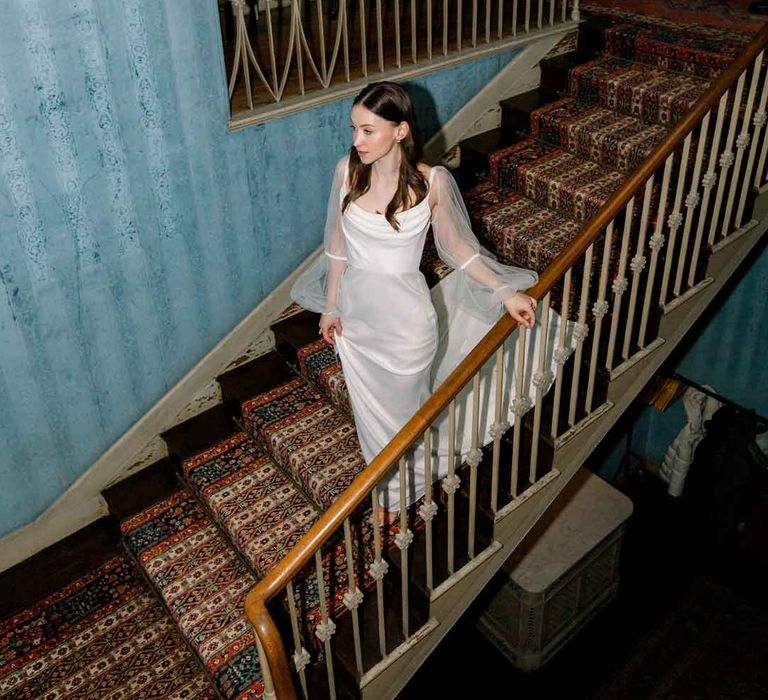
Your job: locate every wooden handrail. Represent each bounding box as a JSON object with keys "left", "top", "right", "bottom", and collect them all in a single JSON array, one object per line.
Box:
[{"left": 246, "top": 21, "right": 768, "bottom": 699}]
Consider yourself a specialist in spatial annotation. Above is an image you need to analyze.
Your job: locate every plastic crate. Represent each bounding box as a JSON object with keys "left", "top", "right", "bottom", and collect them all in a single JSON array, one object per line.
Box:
[{"left": 477, "top": 469, "right": 633, "bottom": 671}]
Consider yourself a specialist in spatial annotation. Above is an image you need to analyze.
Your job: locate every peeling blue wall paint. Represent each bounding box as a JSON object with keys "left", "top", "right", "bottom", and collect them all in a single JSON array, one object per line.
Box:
[{"left": 0, "top": 0, "right": 521, "bottom": 536}]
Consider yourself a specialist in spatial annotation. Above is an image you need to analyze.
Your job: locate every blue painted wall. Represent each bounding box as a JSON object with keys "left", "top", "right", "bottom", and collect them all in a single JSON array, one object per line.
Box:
[
  {"left": 594, "top": 239, "right": 768, "bottom": 480},
  {"left": 0, "top": 0, "right": 522, "bottom": 536}
]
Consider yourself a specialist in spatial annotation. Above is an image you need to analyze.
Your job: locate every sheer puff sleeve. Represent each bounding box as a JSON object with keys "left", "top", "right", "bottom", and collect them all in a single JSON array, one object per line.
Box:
[
  {"left": 429, "top": 165, "right": 538, "bottom": 323},
  {"left": 290, "top": 156, "right": 349, "bottom": 316}
]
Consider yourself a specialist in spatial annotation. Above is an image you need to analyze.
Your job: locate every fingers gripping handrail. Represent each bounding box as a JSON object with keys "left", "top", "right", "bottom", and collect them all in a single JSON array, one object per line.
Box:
[{"left": 246, "top": 22, "right": 768, "bottom": 699}]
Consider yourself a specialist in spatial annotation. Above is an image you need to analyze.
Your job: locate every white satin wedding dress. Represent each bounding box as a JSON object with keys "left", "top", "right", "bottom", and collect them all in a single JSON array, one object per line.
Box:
[{"left": 292, "top": 156, "right": 568, "bottom": 511}]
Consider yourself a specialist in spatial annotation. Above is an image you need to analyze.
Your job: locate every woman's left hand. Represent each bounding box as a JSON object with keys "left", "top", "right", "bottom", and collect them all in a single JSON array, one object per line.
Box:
[{"left": 504, "top": 292, "right": 537, "bottom": 329}]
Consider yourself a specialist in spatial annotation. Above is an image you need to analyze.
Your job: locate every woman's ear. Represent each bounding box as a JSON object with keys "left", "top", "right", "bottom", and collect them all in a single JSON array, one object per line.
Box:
[{"left": 396, "top": 121, "right": 410, "bottom": 142}]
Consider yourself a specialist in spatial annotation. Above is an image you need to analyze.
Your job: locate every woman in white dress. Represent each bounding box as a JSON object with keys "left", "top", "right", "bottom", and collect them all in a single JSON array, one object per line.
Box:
[{"left": 291, "top": 82, "right": 539, "bottom": 520}]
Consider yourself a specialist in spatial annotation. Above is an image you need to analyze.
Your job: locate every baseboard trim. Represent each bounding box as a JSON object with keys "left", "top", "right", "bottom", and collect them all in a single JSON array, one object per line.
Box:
[{"left": 0, "top": 249, "right": 322, "bottom": 573}]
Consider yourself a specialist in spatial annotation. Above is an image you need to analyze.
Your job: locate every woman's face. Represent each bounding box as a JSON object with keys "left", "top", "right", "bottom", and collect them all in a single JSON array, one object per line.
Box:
[{"left": 350, "top": 104, "right": 407, "bottom": 165}]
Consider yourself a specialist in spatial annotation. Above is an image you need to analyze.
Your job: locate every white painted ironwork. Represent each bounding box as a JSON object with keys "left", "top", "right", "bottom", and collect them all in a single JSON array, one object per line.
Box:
[
  {"left": 314, "top": 549, "right": 337, "bottom": 699},
  {"left": 468, "top": 373, "right": 481, "bottom": 558},
  {"left": 739, "top": 53, "right": 768, "bottom": 224},
  {"left": 421, "top": 427, "right": 435, "bottom": 590},
  {"left": 343, "top": 518, "right": 364, "bottom": 676},
  {"left": 370, "top": 491, "right": 387, "bottom": 656},
  {"left": 551, "top": 268, "right": 572, "bottom": 439},
  {"left": 708, "top": 75, "right": 746, "bottom": 245},
  {"left": 587, "top": 223, "right": 614, "bottom": 412},
  {"left": 286, "top": 580, "right": 309, "bottom": 697},
  {"left": 568, "top": 245, "right": 593, "bottom": 427},
  {"left": 398, "top": 456, "right": 410, "bottom": 637},
  {"left": 606, "top": 199, "right": 634, "bottom": 370},
  {"left": 659, "top": 135, "right": 692, "bottom": 306},
  {"left": 721, "top": 56, "right": 763, "bottom": 239},
  {"left": 491, "top": 347, "right": 506, "bottom": 512},
  {"left": 510, "top": 327, "right": 528, "bottom": 497},
  {"left": 227, "top": 0, "right": 578, "bottom": 117},
  {"left": 529, "top": 291, "right": 552, "bottom": 482}
]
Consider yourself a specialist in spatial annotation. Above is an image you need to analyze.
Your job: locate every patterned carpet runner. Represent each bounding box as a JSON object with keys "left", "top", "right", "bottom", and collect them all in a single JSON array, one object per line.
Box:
[
  {"left": 569, "top": 56, "right": 709, "bottom": 125},
  {"left": 121, "top": 491, "right": 264, "bottom": 700},
  {"left": 242, "top": 377, "right": 367, "bottom": 511},
  {"left": 0, "top": 555, "right": 215, "bottom": 700},
  {"left": 183, "top": 432, "right": 320, "bottom": 579},
  {"left": 295, "top": 339, "right": 350, "bottom": 416}
]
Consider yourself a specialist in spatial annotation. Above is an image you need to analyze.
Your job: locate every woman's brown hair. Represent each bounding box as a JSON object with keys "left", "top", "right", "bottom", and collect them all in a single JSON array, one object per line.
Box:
[{"left": 342, "top": 81, "right": 428, "bottom": 231}]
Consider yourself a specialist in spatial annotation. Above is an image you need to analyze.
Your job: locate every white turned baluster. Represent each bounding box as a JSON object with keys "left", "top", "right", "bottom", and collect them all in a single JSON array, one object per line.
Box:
[
  {"left": 549, "top": 0, "right": 556, "bottom": 26},
  {"left": 674, "top": 115, "right": 710, "bottom": 297},
  {"left": 468, "top": 373, "right": 482, "bottom": 559},
  {"left": 722, "top": 56, "right": 763, "bottom": 238},
  {"left": 427, "top": 0, "right": 433, "bottom": 60},
  {"left": 418, "top": 427, "right": 436, "bottom": 590},
  {"left": 317, "top": 1, "right": 327, "bottom": 79},
  {"left": 472, "top": 0, "right": 478, "bottom": 47},
  {"left": 513, "top": 0, "right": 519, "bottom": 36},
  {"left": 376, "top": 0, "right": 384, "bottom": 71},
  {"left": 568, "top": 246, "right": 593, "bottom": 426},
  {"left": 754, "top": 64, "right": 768, "bottom": 188},
  {"left": 720, "top": 58, "right": 763, "bottom": 238},
  {"left": 510, "top": 327, "right": 529, "bottom": 497},
  {"left": 286, "top": 581, "right": 309, "bottom": 699},
  {"left": 562, "top": 0, "right": 567, "bottom": 22},
  {"left": 343, "top": 518, "right": 364, "bottom": 677},
  {"left": 457, "top": 0, "right": 463, "bottom": 51},
  {"left": 314, "top": 549, "right": 337, "bottom": 700},
  {"left": 443, "top": 0, "right": 449, "bottom": 55},
  {"left": 739, "top": 55, "right": 768, "bottom": 225},
  {"left": 411, "top": 0, "right": 418, "bottom": 62},
  {"left": 587, "top": 224, "right": 614, "bottom": 410},
  {"left": 537, "top": 0, "right": 544, "bottom": 29},
  {"left": 490, "top": 346, "right": 506, "bottom": 512},
  {"left": 709, "top": 74, "right": 746, "bottom": 245},
  {"left": 551, "top": 269, "right": 573, "bottom": 439},
  {"left": 359, "top": 0, "right": 367, "bottom": 78},
  {"left": 369, "top": 490, "right": 387, "bottom": 656},
  {"left": 572, "top": 0, "right": 580, "bottom": 21},
  {"left": 498, "top": 0, "right": 504, "bottom": 39},
  {"left": 486, "top": 0, "right": 492, "bottom": 43},
  {"left": 443, "top": 400, "right": 458, "bottom": 574},
  {"left": 623, "top": 179, "right": 655, "bottom": 360},
  {"left": 296, "top": 3, "right": 306, "bottom": 95},
  {"left": 659, "top": 135, "right": 692, "bottom": 306},
  {"left": 530, "top": 292, "right": 552, "bottom": 482},
  {"left": 396, "top": 457, "right": 412, "bottom": 637},
  {"left": 525, "top": 0, "right": 531, "bottom": 33},
  {"left": 639, "top": 155, "right": 673, "bottom": 347},
  {"left": 689, "top": 95, "right": 728, "bottom": 287},
  {"left": 256, "top": 635, "right": 277, "bottom": 700},
  {"left": 605, "top": 199, "right": 634, "bottom": 370},
  {"left": 394, "top": 0, "right": 401, "bottom": 68}
]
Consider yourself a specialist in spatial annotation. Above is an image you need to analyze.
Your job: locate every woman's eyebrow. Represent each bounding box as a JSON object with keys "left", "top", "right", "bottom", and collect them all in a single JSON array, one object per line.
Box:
[{"left": 351, "top": 122, "right": 375, "bottom": 127}]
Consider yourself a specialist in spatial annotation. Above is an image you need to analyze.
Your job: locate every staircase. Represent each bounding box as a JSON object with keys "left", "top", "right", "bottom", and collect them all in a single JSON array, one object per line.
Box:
[{"left": 3, "top": 4, "right": 767, "bottom": 700}]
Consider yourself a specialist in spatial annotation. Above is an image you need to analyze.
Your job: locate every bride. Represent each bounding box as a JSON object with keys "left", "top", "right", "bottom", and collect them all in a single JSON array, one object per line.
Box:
[{"left": 291, "top": 81, "right": 541, "bottom": 520}]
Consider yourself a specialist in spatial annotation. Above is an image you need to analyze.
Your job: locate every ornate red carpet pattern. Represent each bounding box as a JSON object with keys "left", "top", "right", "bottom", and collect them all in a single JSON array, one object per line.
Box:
[
  {"left": 0, "top": 555, "right": 215, "bottom": 700},
  {"left": 121, "top": 492, "right": 264, "bottom": 700},
  {"left": 183, "top": 432, "right": 319, "bottom": 578},
  {"left": 583, "top": 1, "right": 764, "bottom": 36},
  {"left": 569, "top": 56, "right": 709, "bottom": 125},
  {"left": 242, "top": 377, "right": 367, "bottom": 510},
  {"left": 296, "top": 339, "right": 351, "bottom": 415},
  {"left": 531, "top": 98, "right": 668, "bottom": 172}
]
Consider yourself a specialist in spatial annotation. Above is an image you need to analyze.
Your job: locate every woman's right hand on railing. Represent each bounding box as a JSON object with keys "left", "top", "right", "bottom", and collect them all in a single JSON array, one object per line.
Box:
[{"left": 320, "top": 313, "right": 343, "bottom": 344}]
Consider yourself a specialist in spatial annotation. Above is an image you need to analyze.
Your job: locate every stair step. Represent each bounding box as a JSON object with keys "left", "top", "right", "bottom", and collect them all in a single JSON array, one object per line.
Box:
[
  {"left": 601, "top": 19, "right": 746, "bottom": 78},
  {"left": 121, "top": 489, "right": 264, "bottom": 700},
  {"left": 242, "top": 377, "right": 367, "bottom": 510},
  {"left": 218, "top": 350, "right": 296, "bottom": 409},
  {"left": 540, "top": 51, "right": 580, "bottom": 97},
  {"left": 499, "top": 88, "right": 550, "bottom": 135},
  {"left": 463, "top": 181, "right": 583, "bottom": 275},
  {"left": 569, "top": 56, "right": 710, "bottom": 126},
  {"left": 531, "top": 97, "right": 669, "bottom": 172},
  {"left": 459, "top": 126, "right": 521, "bottom": 178},
  {"left": 182, "top": 431, "right": 320, "bottom": 579},
  {"left": 0, "top": 553, "right": 217, "bottom": 700},
  {"left": 488, "top": 138, "right": 624, "bottom": 222}
]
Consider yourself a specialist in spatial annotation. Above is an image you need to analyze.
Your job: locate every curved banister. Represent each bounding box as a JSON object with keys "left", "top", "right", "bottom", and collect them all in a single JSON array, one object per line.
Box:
[{"left": 246, "top": 21, "right": 768, "bottom": 699}]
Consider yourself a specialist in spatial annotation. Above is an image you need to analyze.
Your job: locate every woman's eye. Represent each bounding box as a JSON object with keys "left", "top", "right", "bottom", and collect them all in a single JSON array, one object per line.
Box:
[{"left": 364, "top": 130, "right": 372, "bottom": 135}]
